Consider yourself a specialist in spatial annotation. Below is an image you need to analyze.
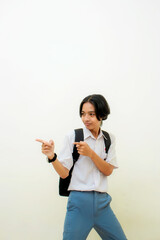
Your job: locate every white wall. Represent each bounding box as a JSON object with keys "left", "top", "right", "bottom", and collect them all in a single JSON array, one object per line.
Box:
[{"left": 0, "top": 0, "right": 160, "bottom": 239}]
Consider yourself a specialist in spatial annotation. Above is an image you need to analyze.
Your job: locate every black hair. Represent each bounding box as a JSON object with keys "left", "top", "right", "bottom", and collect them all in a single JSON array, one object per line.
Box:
[{"left": 79, "top": 94, "right": 110, "bottom": 121}]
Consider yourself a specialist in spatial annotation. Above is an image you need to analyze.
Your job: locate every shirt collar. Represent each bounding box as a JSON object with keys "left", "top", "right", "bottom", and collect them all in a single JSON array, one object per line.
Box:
[{"left": 83, "top": 127, "right": 105, "bottom": 140}]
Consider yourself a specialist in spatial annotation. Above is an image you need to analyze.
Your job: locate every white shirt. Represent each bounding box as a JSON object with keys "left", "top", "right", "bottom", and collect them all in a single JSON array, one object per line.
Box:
[{"left": 58, "top": 127, "right": 118, "bottom": 193}]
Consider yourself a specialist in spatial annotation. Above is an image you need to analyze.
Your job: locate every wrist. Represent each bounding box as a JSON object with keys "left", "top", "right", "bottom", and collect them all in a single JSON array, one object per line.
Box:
[
  {"left": 48, "top": 153, "right": 54, "bottom": 160},
  {"left": 89, "top": 149, "right": 94, "bottom": 159},
  {"left": 48, "top": 153, "right": 57, "bottom": 163}
]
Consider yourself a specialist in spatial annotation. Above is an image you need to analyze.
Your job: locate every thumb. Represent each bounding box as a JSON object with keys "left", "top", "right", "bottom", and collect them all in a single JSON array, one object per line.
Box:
[{"left": 49, "top": 140, "right": 54, "bottom": 146}]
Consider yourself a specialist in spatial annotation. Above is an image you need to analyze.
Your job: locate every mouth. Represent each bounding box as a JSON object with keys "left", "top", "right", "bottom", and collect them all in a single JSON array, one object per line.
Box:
[{"left": 85, "top": 123, "right": 91, "bottom": 127}]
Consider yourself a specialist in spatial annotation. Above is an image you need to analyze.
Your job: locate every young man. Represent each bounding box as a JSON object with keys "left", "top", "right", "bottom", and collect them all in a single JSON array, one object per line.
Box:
[{"left": 36, "top": 94, "right": 127, "bottom": 240}]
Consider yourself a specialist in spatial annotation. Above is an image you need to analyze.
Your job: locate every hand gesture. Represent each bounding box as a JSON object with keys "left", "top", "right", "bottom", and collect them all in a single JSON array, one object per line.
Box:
[
  {"left": 36, "top": 139, "right": 55, "bottom": 159},
  {"left": 74, "top": 141, "right": 92, "bottom": 158}
]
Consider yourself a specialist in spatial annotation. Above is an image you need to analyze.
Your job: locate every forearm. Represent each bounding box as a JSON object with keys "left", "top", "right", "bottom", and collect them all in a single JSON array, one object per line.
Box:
[
  {"left": 75, "top": 141, "right": 114, "bottom": 176},
  {"left": 90, "top": 150, "right": 114, "bottom": 176},
  {"left": 49, "top": 154, "right": 69, "bottom": 179}
]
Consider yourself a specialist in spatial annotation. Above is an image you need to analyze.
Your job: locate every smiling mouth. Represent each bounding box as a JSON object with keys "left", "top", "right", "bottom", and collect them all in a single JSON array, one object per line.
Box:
[{"left": 85, "top": 123, "right": 91, "bottom": 126}]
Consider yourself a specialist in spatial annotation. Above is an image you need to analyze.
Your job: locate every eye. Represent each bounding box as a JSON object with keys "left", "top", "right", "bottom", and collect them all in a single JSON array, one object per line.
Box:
[{"left": 90, "top": 113, "right": 95, "bottom": 117}]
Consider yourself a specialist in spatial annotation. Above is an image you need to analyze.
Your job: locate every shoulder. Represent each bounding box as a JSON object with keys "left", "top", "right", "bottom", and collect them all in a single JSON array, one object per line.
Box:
[
  {"left": 108, "top": 132, "right": 116, "bottom": 143},
  {"left": 65, "top": 128, "right": 84, "bottom": 143},
  {"left": 60, "top": 130, "right": 75, "bottom": 153},
  {"left": 65, "top": 129, "right": 75, "bottom": 142},
  {"left": 102, "top": 130, "right": 116, "bottom": 144}
]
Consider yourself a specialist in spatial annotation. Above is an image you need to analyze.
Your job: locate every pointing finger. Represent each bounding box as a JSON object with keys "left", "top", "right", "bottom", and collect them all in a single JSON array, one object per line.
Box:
[
  {"left": 74, "top": 142, "right": 80, "bottom": 147},
  {"left": 36, "top": 139, "right": 52, "bottom": 146},
  {"left": 36, "top": 139, "right": 45, "bottom": 144},
  {"left": 74, "top": 141, "right": 84, "bottom": 145}
]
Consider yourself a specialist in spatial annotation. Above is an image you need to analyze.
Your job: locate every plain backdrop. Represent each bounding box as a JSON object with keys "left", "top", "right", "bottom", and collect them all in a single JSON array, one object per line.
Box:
[{"left": 0, "top": 0, "right": 160, "bottom": 239}]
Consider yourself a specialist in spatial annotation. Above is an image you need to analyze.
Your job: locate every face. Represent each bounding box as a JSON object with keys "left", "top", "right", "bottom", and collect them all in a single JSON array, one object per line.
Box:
[{"left": 81, "top": 102, "right": 101, "bottom": 132}]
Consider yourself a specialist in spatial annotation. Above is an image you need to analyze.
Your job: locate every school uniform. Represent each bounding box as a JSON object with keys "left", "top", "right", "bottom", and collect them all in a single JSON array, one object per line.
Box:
[{"left": 58, "top": 127, "right": 127, "bottom": 240}]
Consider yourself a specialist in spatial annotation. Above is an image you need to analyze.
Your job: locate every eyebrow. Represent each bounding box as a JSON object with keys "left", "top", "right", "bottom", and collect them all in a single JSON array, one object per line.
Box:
[{"left": 81, "top": 111, "right": 95, "bottom": 113}]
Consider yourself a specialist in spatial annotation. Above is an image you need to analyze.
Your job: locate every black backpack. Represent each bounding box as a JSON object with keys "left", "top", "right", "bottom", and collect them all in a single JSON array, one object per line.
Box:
[{"left": 59, "top": 128, "right": 111, "bottom": 197}]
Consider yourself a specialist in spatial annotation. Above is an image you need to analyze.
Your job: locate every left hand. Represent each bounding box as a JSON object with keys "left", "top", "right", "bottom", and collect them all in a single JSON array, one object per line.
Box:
[{"left": 74, "top": 141, "right": 92, "bottom": 158}]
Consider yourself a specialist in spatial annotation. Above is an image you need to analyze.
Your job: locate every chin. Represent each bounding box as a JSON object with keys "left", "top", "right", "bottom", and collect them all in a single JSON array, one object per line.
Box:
[
  {"left": 86, "top": 126, "right": 95, "bottom": 132},
  {"left": 85, "top": 124, "right": 92, "bottom": 129}
]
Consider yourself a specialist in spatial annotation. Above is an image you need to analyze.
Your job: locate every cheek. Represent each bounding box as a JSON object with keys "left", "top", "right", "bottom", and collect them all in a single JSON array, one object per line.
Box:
[
  {"left": 93, "top": 119, "right": 101, "bottom": 126},
  {"left": 81, "top": 117, "right": 85, "bottom": 122}
]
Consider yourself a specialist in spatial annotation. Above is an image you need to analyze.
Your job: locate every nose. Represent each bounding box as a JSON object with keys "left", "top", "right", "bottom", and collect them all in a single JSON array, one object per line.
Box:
[{"left": 84, "top": 114, "right": 90, "bottom": 121}]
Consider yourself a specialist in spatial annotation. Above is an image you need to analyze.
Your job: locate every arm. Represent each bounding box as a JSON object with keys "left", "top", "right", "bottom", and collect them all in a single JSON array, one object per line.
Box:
[
  {"left": 52, "top": 159, "right": 69, "bottom": 179},
  {"left": 74, "top": 141, "right": 114, "bottom": 176},
  {"left": 90, "top": 150, "right": 114, "bottom": 176},
  {"left": 36, "top": 139, "right": 69, "bottom": 179}
]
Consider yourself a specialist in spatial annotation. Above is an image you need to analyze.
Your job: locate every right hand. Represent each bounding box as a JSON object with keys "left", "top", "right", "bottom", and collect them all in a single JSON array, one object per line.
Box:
[{"left": 36, "top": 139, "right": 55, "bottom": 159}]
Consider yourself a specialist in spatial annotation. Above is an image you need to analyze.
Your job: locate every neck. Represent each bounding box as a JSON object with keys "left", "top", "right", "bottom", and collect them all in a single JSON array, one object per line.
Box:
[{"left": 91, "top": 127, "right": 100, "bottom": 139}]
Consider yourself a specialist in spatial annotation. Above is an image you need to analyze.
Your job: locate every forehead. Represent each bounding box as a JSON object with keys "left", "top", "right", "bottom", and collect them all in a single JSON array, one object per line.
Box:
[{"left": 82, "top": 102, "right": 95, "bottom": 112}]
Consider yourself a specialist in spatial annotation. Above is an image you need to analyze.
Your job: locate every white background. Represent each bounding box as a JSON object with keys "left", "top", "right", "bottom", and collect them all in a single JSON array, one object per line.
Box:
[{"left": 0, "top": 0, "right": 160, "bottom": 239}]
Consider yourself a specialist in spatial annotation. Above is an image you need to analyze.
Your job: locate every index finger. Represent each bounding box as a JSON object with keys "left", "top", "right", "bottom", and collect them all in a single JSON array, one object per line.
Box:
[
  {"left": 36, "top": 139, "right": 51, "bottom": 146},
  {"left": 74, "top": 141, "right": 84, "bottom": 145}
]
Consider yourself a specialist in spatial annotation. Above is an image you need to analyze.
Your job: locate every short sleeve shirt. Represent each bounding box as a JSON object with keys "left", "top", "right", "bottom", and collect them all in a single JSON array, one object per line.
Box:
[{"left": 58, "top": 127, "right": 118, "bottom": 193}]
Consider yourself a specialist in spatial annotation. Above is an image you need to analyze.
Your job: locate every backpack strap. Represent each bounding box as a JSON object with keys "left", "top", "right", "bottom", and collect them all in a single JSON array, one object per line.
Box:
[
  {"left": 59, "top": 128, "right": 84, "bottom": 197},
  {"left": 102, "top": 130, "right": 111, "bottom": 153},
  {"left": 72, "top": 128, "right": 84, "bottom": 163}
]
